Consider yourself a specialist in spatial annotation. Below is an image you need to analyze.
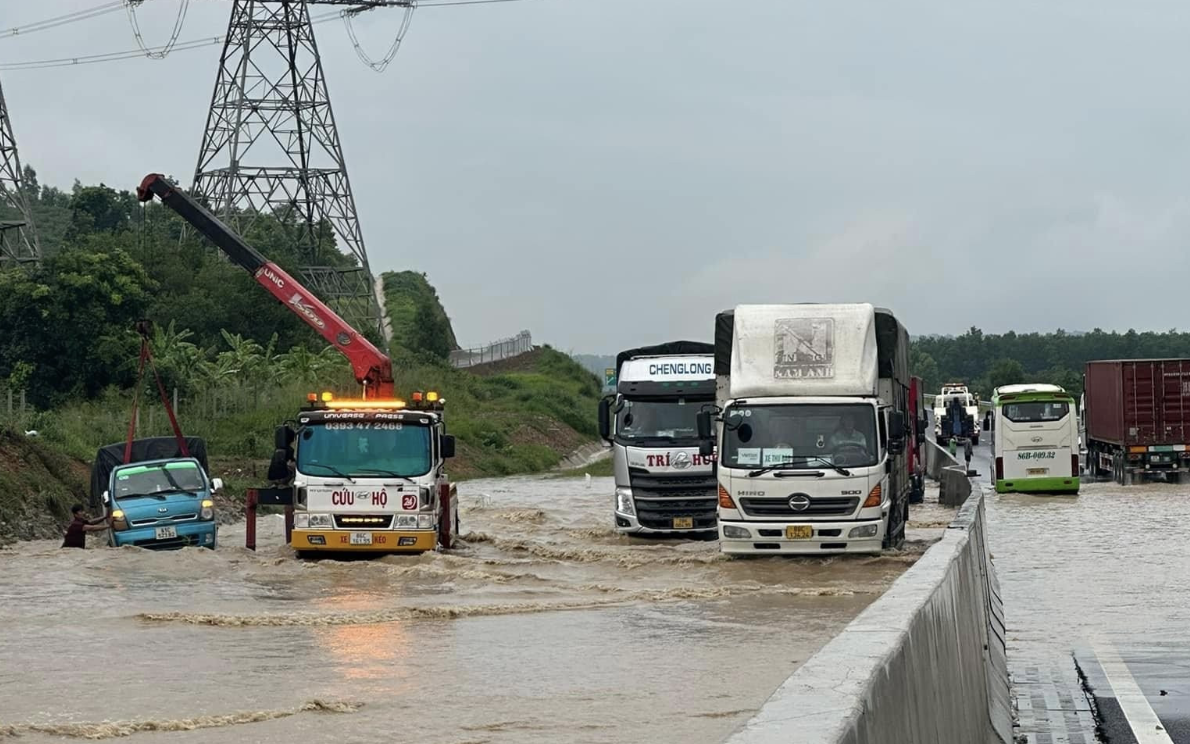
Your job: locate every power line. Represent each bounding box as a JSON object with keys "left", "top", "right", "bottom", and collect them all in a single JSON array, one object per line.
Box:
[
  {"left": 0, "top": 7, "right": 345, "bottom": 71},
  {"left": 0, "top": 0, "right": 537, "bottom": 72},
  {"left": 127, "top": 0, "right": 192, "bottom": 60},
  {"left": 343, "top": 4, "right": 415, "bottom": 72},
  {"left": 0, "top": 1, "right": 127, "bottom": 41}
]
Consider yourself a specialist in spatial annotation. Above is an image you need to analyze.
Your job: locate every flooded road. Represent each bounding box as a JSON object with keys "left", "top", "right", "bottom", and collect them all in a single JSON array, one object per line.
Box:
[
  {"left": 0, "top": 473, "right": 935, "bottom": 743},
  {"left": 972, "top": 445, "right": 1190, "bottom": 742}
]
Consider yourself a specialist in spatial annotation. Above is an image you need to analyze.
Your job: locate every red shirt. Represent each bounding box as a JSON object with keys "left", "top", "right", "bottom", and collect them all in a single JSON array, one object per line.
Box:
[{"left": 62, "top": 516, "right": 87, "bottom": 548}]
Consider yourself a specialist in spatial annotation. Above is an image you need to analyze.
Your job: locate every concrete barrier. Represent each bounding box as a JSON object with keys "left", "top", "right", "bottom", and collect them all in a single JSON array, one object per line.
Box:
[
  {"left": 924, "top": 438, "right": 960, "bottom": 481},
  {"left": 722, "top": 491, "right": 1010, "bottom": 744},
  {"left": 940, "top": 465, "right": 973, "bottom": 506}
]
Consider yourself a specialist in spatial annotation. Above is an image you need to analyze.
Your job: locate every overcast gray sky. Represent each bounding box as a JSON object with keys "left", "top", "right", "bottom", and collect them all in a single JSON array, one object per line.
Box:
[{"left": 5, "top": 0, "right": 1190, "bottom": 353}]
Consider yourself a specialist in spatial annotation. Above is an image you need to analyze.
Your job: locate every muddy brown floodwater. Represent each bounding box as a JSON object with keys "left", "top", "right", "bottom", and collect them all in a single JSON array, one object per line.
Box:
[{"left": 0, "top": 473, "right": 939, "bottom": 743}]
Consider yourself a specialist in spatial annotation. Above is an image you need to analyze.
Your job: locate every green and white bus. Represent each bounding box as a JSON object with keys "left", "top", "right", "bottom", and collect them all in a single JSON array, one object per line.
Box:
[{"left": 992, "top": 384, "right": 1080, "bottom": 494}]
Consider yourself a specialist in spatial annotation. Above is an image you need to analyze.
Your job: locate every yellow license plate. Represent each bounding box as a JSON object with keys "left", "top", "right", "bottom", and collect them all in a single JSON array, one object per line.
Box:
[
  {"left": 1027, "top": 468, "right": 1048, "bottom": 476},
  {"left": 672, "top": 517, "right": 694, "bottom": 529},
  {"left": 786, "top": 525, "right": 812, "bottom": 540}
]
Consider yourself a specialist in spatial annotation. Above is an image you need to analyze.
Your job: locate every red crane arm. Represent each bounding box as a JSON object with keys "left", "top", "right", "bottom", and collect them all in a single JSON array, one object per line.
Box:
[{"left": 136, "top": 173, "right": 394, "bottom": 398}]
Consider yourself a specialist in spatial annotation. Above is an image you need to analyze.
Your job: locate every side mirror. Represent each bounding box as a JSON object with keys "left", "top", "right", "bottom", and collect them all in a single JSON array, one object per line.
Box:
[
  {"left": 267, "top": 449, "right": 290, "bottom": 481},
  {"left": 699, "top": 439, "right": 714, "bottom": 458},
  {"left": 696, "top": 410, "right": 714, "bottom": 440},
  {"left": 597, "top": 397, "right": 613, "bottom": 442},
  {"left": 889, "top": 410, "right": 906, "bottom": 438},
  {"left": 211, "top": 478, "right": 224, "bottom": 492},
  {"left": 102, "top": 491, "right": 110, "bottom": 505},
  {"left": 442, "top": 435, "right": 456, "bottom": 459},
  {"left": 274, "top": 425, "right": 295, "bottom": 451},
  {"left": 887, "top": 438, "right": 905, "bottom": 456}
]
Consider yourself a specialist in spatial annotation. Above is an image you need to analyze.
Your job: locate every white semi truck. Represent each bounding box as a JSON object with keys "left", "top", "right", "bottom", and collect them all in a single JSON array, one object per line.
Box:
[
  {"left": 933, "top": 383, "right": 981, "bottom": 445},
  {"left": 599, "top": 342, "right": 718, "bottom": 536},
  {"left": 699, "top": 304, "right": 912, "bottom": 555}
]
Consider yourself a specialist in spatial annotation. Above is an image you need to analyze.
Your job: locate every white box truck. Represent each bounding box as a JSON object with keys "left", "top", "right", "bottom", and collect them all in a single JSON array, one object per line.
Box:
[
  {"left": 699, "top": 304, "right": 912, "bottom": 555},
  {"left": 599, "top": 342, "right": 718, "bottom": 536}
]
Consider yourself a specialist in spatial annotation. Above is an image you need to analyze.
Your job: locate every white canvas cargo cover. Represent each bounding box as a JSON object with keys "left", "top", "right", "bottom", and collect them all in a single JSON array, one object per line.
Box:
[{"left": 729, "top": 303, "right": 879, "bottom": 398}]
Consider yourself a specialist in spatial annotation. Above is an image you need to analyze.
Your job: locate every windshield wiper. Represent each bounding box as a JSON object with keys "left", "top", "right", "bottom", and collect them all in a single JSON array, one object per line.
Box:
[
  {"left": 354, "top": 468, "right": 418, "bottom": 484},
  {"left": 303, "top": 463, "right": 356, "bottom": 483},
  {"left": 748, "top": 457, "right": 851, "bottom": 478}
]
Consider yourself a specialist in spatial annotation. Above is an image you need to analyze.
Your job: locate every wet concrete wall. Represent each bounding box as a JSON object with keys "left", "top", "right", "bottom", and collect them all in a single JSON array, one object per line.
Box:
[
  {"left": 940, "top": 465, "right": 973, "bottom": 506},
  {"left": 924, "top": 438, "right": 960, "bottom": 481},
  {"left": 723, "top": 491, "right": 1011, "bottom": 744}
]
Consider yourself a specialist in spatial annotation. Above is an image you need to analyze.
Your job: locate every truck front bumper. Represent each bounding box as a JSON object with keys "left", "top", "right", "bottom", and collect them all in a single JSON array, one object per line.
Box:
[
  {"left": 291, "top": 529, "right": 437, "bottom": 552},
  {"left": 112, "top": 522, "right": 217, "bottom": 550},
  {"left": 717, "top": 518, "right": 885, "bottom": 555},
  {"left": 613, "top": 511, "right": 717, "bottom": 536}
]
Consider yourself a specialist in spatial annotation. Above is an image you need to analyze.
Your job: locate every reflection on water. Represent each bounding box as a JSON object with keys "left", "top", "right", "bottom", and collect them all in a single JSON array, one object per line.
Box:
[
  {"left": 1, "top": 473, "right": 934, "bottom": 743},
  {"left": 989, "top": 478, "right": 1190, "bottom": 648}
]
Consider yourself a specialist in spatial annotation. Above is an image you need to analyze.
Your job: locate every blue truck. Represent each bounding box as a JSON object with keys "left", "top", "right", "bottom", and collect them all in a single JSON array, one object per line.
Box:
[{"left": 91, "top": 437, "right": 221, "bottom": 550}]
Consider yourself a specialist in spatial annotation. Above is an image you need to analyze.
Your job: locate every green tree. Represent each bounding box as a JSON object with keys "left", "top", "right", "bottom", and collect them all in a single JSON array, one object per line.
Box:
[
  {"left": 986, "top": 358, "right": 1025, "bottom": 392},
  {"left": 0, "top": 248, "right": 153, "bottom": 405},
  {"left": 410, "top": 301, "right": 454, "bottom": 360},
  {"left": 910, "top": 349, "right": 940, "bottom": 392}
]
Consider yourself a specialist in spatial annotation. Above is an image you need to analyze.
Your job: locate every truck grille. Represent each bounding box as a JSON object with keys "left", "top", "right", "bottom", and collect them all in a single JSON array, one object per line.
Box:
[
  {"left": 333, "top": 514, "right": 394, "bottom": 530},
  {"left": 738, "top": 497, "right": 859, "bottom": 518},
  {"left": 628, "top": 468, "right": 717, "bottom": 530},
  {"left": 130, "top": 513, "right": 198, "bottom": 527}
]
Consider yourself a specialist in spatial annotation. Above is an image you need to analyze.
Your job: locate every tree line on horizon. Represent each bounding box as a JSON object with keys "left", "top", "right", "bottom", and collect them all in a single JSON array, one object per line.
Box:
[{"left": 911, "top": 326, "right": 1190, "bottom": 399}]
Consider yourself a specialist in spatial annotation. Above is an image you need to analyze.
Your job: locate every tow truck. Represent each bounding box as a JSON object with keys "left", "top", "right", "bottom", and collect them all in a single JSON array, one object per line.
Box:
[{"left": 136, "top": 174, "right": 459, "bottom": 555}]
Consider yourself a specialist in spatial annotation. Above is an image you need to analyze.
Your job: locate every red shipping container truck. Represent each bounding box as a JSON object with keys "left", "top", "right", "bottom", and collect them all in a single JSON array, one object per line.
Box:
[{"left": 1084, "top": 359, "right": 1190, "bottom": 485}]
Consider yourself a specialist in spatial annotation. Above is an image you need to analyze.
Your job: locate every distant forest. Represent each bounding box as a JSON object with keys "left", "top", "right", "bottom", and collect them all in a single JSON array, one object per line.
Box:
[
  {"left": 911, "top": 327, "right": 1190, "bottom": 399},
  {"left": 578, "top": 327, "right": 1190, "bottom": 401}
]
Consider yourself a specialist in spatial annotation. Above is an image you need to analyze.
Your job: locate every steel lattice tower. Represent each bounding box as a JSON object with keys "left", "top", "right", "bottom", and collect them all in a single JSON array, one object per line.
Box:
[
  {"left": 0, "top": 75, "right": 39, "bottom": 267},
  {"left": 193, "top": 0, "right": 399, "bottom": 336}
]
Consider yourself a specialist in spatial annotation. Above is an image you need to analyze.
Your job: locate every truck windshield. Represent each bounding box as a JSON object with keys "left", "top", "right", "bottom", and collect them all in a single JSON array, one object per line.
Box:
[
  {"left": 114, "top": 462, "right": 205, "bottom": 499},
  {"left": 616, "top": 398, "right": 704, "bottom": 444},
  {"left": 721, "top": 403, "right": 879, "bottom": 470},
  {"left": 1003, "top": 401, "right": 1069, "bottom": 423},
  {"left": 297, "top": 423, "right": 433, "bottom": 478}
]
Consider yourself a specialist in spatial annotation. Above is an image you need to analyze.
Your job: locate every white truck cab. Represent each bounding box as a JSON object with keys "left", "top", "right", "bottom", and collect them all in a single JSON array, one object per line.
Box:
[
  {"left": 701, "top": 304, "right": 912, "bottom": 556},
  {"left": 599, "top": 343, "right": 718, "bottom": 536}
]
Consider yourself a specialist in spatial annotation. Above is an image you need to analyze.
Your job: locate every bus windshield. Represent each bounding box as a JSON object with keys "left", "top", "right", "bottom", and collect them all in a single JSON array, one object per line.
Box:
[
  {"left": 1002, "top": 401, "right": 1070, "bottom": 424},
  {"left": 721, "top": 403, "right": 879, "bottom": 470},
  {"left": 297, "top": 423, "right": 433, "bottom": 478}
]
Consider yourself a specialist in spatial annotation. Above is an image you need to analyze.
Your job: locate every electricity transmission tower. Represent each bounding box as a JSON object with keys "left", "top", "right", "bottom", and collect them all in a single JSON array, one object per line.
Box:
[
  {"left": 193, "top": 0, "right": 410, "bottom": 338},
  {"left": 0, "top": 75, "right": 39, "bottom": 267}
]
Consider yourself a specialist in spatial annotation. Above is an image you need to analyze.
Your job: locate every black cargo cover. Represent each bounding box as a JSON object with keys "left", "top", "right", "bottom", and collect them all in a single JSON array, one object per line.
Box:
[
  {"left": 90, "top": 437, "right": 209, "bottom": 508},
  {"left": 714, "top": 310, "right": 734, "bottom": 375}
]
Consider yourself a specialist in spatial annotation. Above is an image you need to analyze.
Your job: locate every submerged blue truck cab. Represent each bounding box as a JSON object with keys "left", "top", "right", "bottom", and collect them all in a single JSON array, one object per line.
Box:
[{"left": 91, "top": 437, "right": 221, "bottom": 550}]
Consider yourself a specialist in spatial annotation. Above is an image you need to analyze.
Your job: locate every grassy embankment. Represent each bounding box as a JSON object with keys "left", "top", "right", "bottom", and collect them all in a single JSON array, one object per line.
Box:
[{"left": 0, "top": 272, "right": 600, "bottom": 542}]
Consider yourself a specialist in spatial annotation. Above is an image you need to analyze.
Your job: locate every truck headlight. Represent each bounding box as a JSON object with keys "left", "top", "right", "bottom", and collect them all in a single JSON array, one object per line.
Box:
[
  {"left": 293, "top": 513, "right": 310, "bottom": 529},
  {"left": 200, "top": 499, "right": 215, "bottom": 521},
  {"left": 722, "top": 525, "right": 750, "bottom": 538},
  {"left": 396, "top": 515, "right": 418, "bottom": 528},
  {"left": 849, "top": 524, "right": 879, "bottom": 539},
  {"left": 615, "top": 487, "right": 635, "bottom": 516},
  {"left": 111, "top": 509, "right": 129, "bottom": 531},
  {"left": 308, "top": 513, "right": 332, "bottom": 529},
  {"left": 417, "top": 514, "right": 434, "bottom": 530}
]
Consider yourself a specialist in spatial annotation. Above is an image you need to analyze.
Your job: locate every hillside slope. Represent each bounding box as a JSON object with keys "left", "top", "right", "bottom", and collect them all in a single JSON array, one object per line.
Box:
[
  {"left": 381, "top": 270, "right": 459, "bottom": 357},
  {"left": 0, "top": 429, "right": 89, "bottom": 545}
]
